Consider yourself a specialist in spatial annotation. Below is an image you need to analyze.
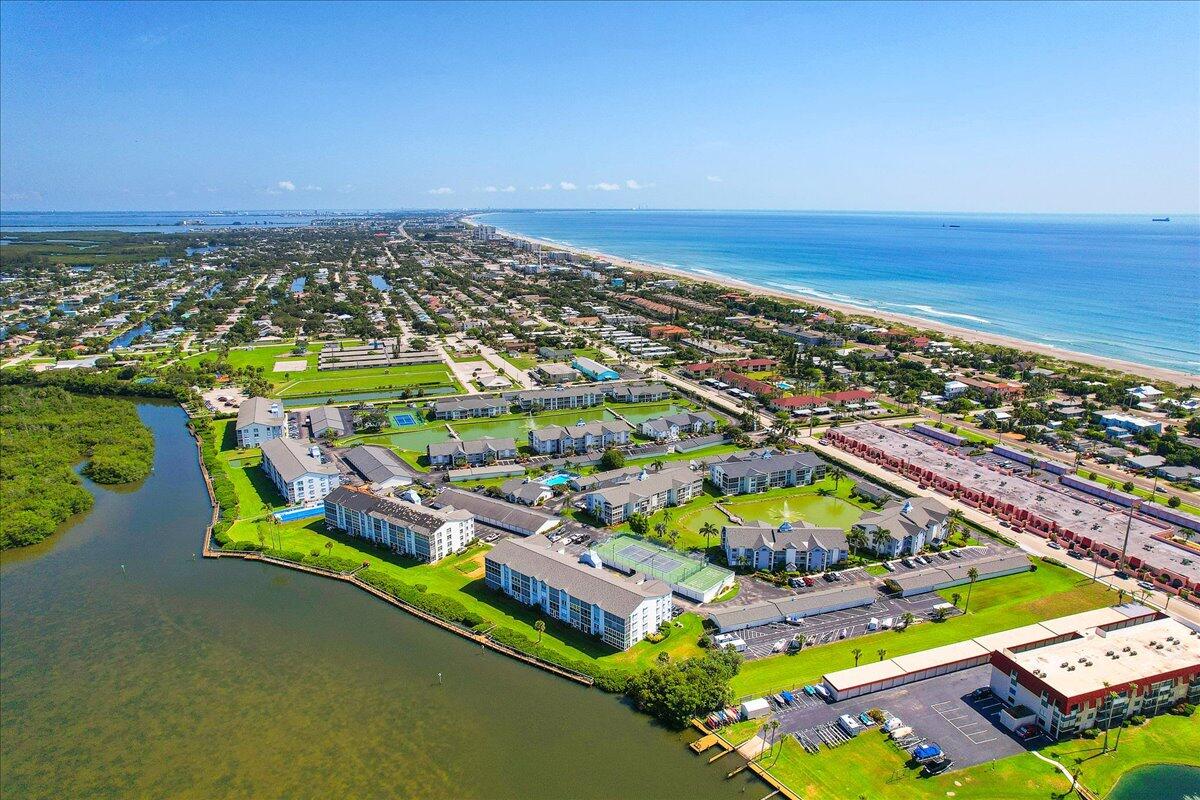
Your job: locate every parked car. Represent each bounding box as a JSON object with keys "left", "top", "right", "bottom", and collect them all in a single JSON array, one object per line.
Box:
[
  {"left": 970, "top": 687, "right": 992, "bottom": 700},
  {"left": 923, "top": 758, "right": 954, "bottom": 776},
  {"left": 1047, "top": 541, "right": 1063, "bottom": 550},
  {"left": 1137, "top": 580, "right": 1156, "bottom": 591},
  {"left": 1015, "top": 724, "right": 1039, "bottom": 740}
]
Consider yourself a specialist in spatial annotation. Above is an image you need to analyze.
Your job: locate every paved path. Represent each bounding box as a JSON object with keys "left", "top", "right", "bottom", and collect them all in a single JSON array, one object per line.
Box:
[
  {"left": 805, "top": 432, "right": 1200, "bottom": 629},
  {"left": 436, "top": 344, "right": 480, "bottom": 394},
  {"left": 479, "top": 345, "right": 533, "bottom": 389}
]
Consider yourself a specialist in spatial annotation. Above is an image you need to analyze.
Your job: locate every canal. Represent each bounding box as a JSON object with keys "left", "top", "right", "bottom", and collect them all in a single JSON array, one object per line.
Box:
[{"left": 0, "top": 402, "right": 755, "bottom": 799}]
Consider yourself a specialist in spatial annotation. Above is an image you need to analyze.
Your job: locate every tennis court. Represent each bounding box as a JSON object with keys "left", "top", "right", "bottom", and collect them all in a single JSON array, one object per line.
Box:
[
  {"left": 595, "top": 535, "right": 734, "bottom": 600},
  {"left": 392, "top": 413, "right": 417, "bottom": 427}
]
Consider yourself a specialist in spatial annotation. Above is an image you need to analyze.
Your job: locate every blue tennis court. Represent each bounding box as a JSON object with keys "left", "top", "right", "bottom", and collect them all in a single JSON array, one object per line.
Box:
[{"left": 392, "top": 413, "right": 417, "bottom": 427}]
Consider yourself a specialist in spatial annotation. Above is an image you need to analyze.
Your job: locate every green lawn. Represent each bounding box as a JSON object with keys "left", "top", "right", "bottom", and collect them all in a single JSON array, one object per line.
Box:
[
  {"left": 760, "top": 728, "right": 1067, "bottom": 800},
  {"left": 729, "top": 562, "right": 1115, "bottom": 698},
  {"left": 228, "top": 514, "right": 705, "bottom": 672},
  {"left": 501, "top": 353, "right": 538, "bottom": 370},
  {"left": 759, "top": 710, "right": 1199, "bottom": 800},
  {"left": 277, "top": 363, "right": 458, "bottom": 397}
]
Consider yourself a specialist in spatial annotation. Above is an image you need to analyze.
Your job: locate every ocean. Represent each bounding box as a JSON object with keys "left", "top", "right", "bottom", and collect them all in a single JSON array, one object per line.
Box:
[{"left": 478, "top": 210, "right": 1200, "bottom": 375}]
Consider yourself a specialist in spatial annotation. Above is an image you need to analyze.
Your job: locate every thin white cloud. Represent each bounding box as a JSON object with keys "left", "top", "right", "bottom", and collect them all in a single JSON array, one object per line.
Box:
[
  {"left": 706, "top": 175, "right": 723, "bottom": 183},
  {"left": 483, "top": 186, "right": 499, "bottom": 193},
  {"left": 625, "top": 179, "right": 655, "bottom": 190},
  {"left": 590, "top": 182, "right": 621, "bottom": 191},
  {"left": 277, "top": 180, "right": 296, "bottom": 192},
  {"left": 428, "top": 187, "right": 454, "bottom": 195},
  {"left": 531, "top": 183, "right": 554, "bottom": 191},
  {"left": 337, "top": 184, "right": 354, "bottom": 194},
  {"left": 500, "top": 185, "right": 516, "bottom": 193},
  {"left": 303, "top": 184, "right": 322, "bottom": 192},
  {"left": 559, "top": 181, "right": 577, "bottom": 191}
]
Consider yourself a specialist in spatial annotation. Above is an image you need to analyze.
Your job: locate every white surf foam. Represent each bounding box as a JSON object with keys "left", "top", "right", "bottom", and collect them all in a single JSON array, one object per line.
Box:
[{"left": 903, "top": 305, "right": 992, "bottom": 325}]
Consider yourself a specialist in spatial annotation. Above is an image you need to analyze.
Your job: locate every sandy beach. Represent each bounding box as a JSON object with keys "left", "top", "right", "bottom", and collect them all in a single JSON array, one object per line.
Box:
[{"left": 471, "top": 218, "right": 1199, "bottom": 387}]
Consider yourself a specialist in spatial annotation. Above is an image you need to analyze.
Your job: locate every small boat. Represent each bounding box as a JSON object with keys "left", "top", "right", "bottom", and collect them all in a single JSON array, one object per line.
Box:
[{"left": 1152, "top": 217, "right": 1170, "bottom": 222}]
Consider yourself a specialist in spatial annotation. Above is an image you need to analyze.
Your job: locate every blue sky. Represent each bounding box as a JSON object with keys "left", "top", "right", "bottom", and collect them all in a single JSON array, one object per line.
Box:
[{"left": 1, "top": 1, "right": 1197, "bottom": 212}]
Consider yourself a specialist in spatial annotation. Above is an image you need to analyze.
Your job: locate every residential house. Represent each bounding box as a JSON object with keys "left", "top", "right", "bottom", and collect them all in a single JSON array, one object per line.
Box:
[
  {"left": 501, "top": 478, "right": 554, "bottom": 506},
  {"left": 535, "top": 363, "right": 577, "bottom": 384},
  {"left": 341, "top": 444, "right": 414, "bottom": 491},
  {"left": 308, "top": 405, "right": 352, "bottom": 439},
  {"left": 515, "top": 386, "right": 604, "bottom": 411}
]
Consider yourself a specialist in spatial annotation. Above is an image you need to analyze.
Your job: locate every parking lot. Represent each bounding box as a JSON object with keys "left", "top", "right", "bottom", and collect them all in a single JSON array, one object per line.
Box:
[
  {"left": 762, "top": 664, "right": 1028, "bottom": 770},
  {"left": 737, "top": 591, "right": 955, "bottom": 659}
]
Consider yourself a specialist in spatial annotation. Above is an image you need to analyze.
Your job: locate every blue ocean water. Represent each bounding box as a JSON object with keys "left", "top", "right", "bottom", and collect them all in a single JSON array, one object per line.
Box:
[{"left": 478, "top": 211, "right": 1200, "bottom": 374}]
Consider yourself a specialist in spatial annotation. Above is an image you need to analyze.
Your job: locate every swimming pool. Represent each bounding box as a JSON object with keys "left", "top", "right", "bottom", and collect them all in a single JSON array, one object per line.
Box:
[
  {"left": 541, "top": 473, "right": 576, "bottom": 487},
  {"left": 392, "top": 413, "right": 417, "bottom": 427},
  {"left": 273, "top": 505, "right": 325, "bottom": 522}
]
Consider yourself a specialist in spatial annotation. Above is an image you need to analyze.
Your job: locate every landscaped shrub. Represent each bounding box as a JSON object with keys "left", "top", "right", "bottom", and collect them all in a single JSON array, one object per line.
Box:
[
  {"left": 1082, "top": 727, "right": 1101, "bottom": 739},
  {"left": 1041, "top": 556, "right": 1066, "bottom": 568},
  {"left": 302, "top": 553, "right": 363, "bottom": 573}
]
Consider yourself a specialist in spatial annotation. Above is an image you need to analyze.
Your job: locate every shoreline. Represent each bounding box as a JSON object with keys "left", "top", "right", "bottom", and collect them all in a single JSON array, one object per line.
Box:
[{"left": 467, "top": 216, "right": 1199, "bottom": 386}]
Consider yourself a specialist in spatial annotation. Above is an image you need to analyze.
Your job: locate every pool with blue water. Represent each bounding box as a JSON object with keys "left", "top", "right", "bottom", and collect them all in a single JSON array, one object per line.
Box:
[
  {"left": 541, "top": 473, "right": 576, "bottom": 487},
  {"left": 273, "top": 506, "right": 325, "bottom": 522}
]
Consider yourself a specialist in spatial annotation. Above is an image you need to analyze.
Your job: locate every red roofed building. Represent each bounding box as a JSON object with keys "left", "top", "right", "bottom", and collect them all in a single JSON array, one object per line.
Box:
[
  {"left": 648, "top": 324, "right": 688, "bottom": 340},
  {"left": 682, "top": 361, "right": 719, "bottom": 376},
  {"left": 719, "top": 370, "right": 779, "bottom": 398},
  {"left": 735, "top": 357, "right": 778, "bottom": 370},
  {"left": 770, "top": 389, "right": 874, "bottom": 410}
]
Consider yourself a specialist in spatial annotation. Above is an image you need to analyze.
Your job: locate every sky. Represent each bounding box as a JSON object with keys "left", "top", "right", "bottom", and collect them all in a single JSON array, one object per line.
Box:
[{"left": 1, "top": 1, "right": 1197, "bottom": 213}]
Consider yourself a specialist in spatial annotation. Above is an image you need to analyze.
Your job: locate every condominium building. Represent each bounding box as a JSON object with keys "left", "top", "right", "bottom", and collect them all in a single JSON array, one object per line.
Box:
[
  {"left": 515, "top": 386, "right": 605, "bottom": 411},
  {"left": 989, "top": 616, "right": 1200, "bottom": 739},
  {"left": 484, "top": 535, "right": 672, "bottom": 650},
  {"left": 528, "top": 419, "right": 632, "bottom": 455},
  {"left": 260, "top": 437, "right": 341, "bottom": 505},
  {"left": 608, "top": 382, "right": 672, "bottom": 403},
  {"left": 323, "top": 486, "right": 475, "bottom": 563},
  {"left": 582, "top": 465, "right": 704, "bottom": 525},
  {"left": 639, "top": 410, "right": 719, "bottom": 441},
  {"left": 431, "top": 396, "right": 510, "bottom": 420},
  {"left": 236, "top": 396, "right": 286, "bottom": 448},
  {"left": 708, "top": 449, "right": 827, "bottom": 495},
  {"left": 722, "top": 520, "right": 848, "bottom": 572},
  {"left": 427, "top": 437, "right": 518, "bottom": 468},
  {"left": 854, "top": 497, "right": 950, "bottom": 558}
]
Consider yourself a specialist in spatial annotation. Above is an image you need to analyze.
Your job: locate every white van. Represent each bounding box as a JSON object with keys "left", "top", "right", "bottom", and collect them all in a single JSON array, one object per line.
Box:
[{"left": 867, "top": 617, "right": 880, "bottom": 631}]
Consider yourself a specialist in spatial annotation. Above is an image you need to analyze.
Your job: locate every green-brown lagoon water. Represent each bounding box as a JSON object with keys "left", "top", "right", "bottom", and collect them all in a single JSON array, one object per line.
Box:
[{"left": 0, "top": 403, "right": 755, "bottom": 799}]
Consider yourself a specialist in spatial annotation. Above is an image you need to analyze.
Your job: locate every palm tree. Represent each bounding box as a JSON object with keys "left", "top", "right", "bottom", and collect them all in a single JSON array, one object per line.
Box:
[
  {"left": 793, "top": 633, "right": 806, "bottom": 651},
  {"left": 324, "top": 541, "right": 333, "bottom": 559},
  {"left": 1101, "top": 683, "right": 1116, "bottom": 752},
  {"left": 829, "top": 466, "right": 846, "bottom": 492},
  {"left": 900, "top": 612, "right": 915, "bottom": 629},
  {"left": 1114, "top": 683, "right": 1136, "bottom": 751},
  {"left": 651, "top": 459, "right": 665, "bottom": 472},
  {"left": 534, "top": 620, "right": 546, "bottom": 650},
  {"left": 876, "top": 648, "right": 887, "bottom": 662},
  {"left": 869, "top": 528, "right": 891, "bottom": 557},
  {"left": 963, "top": 566, "right": 980, "bottom": 612},
  {"left": 770, "top": 720, "right": 787, "bottom": 767},
  {"left": 846, "top": 529, "right": 867, "bottom": 556},
  {"left": 851, "top": 647, "right": 863, "bottom": 666},
  {"left": 700, "top": 521, "right": 719, "bottom": 554},
  {"left": 950, "top": 592, "right": 962, "bottom": 608},
  {"left": 947, "top": 508, "right": 966, "bottom": 542}
]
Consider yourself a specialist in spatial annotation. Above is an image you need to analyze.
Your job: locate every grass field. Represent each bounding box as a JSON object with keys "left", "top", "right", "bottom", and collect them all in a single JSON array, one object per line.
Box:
[
  {"left": 234, "top": 516, "right": 707, "bottom": 671},
  {"left": 729, "top": 562, "right": 1115, "bottom": 698},
  {"left": 756, "top": 710, "right": 1199, "bottom": 800}
]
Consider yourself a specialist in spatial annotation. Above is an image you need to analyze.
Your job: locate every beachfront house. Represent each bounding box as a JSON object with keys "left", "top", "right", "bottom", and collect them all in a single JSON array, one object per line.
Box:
[
  {"left": 323, "top": 486, "right": 475, "bottom": 563},
  {"left": 528, "top": 419, "right": 632, "bottom": 455},
  {"left": 582, "top": 465, "right": 704, "bottom": 525},
  {"left": 260, "top": 437, "right": 342, "bottom": 505},
  {"left": 236, "top": 396, "right": 286, "bottom": 448},
  {"left": 722, "top": 520, "right": 848, "bottom": 572},
  {"left": 484, "top": 535, "right": 672, "bottom": 650},
  {"left": 708, "top": 449, "right": 827, "bottom": 495}
]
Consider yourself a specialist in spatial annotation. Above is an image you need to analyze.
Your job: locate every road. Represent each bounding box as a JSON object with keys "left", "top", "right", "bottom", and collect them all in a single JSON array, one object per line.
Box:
[{"left": 804, "top": 432, "right": 1200, "bottom": 629}]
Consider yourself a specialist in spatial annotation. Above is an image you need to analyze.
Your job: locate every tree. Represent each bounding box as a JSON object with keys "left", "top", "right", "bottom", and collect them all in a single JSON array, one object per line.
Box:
[
  {"left": 324, "top": 541, "right": 333, "bottom": 559},
  {"left": 534, "top": 620, "right": 545, "bottom": 650},
  {"left": 964, "top": 566, "right": 980, "bottom": 612},
  {"left": 900, "top": 611, "right": 915, "bottom": 629},
  {"left": 869, "top": 528, "right": 891, "bottom": 556},
  {"left": 599, "top": 448, "right": 626, "bottom": 470},
  {"left": 628, "top": 512, "right": 650, "bottom": 536},
  {"left": 876, "top": 648, "right": 887, "bottom": 662},
  {"left": 829, "top": 466, "right": 846, "bottom": 491},
  {"left": 1102, "top": 683, "right": 1116, "bottom": 752},
  {"left": 625, "top": 648, "right": 743, "bottom": 729},
  {"left": 950, "top": 592, "right": 962, "bottom": 608},
  {"left": 851, "top": 647, "right": 863, "bottom": 666},
  {"left": 651, "top": 459, "right": 665, "bottom": 472},
  {"left": 700, "top": 521, "right": 719, "bottom": 554},
  {"left": 1114, "top": 683, "right": 1136, "bottom": 751}
]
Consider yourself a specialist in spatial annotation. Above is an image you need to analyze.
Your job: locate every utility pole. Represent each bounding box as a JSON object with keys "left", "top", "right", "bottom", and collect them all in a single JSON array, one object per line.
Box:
[{"left": 1118, "top": 500, "right": 1141, "bottom": 572}]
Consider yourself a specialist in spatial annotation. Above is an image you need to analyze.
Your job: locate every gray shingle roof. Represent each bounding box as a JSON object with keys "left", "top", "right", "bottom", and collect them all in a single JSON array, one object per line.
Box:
[
  {"left": 707, "top": 584, "right": 875, "bottom": 629},
  {"left": 325, "top": 486, "right": 469, "bottom": 535},
  {"left": 433, "top": 396, "right": 509, "bottom": 413},
  {"left": 723, "top": 520, "right": 848, "bottom": 553},
  {"left": 261, "top": 437, "right": 338, "bottom": 482},
  {"left": 586, "top": 465, "right": 701, "bottom": 507},
  {"left": 342, "top": 445, "right": 415, "bottom": 484},
  {"left": 857, "top": 497, "right": 950, "bottom": 540},
  {"left": 237, "top": 396, "right": 285, "bottom": 429},
  {"left": 712, "top": 449, "right": 825, "bottom": 479},
  {"left": 886, "top": 552, "right": 1031, "bottom": 593},
  {"left": 486, "top": 535, "right": 670, "bottom": 617},
  {"left": 427, "top": 437, "right": 517, "bottom": 459},
  {"left": 432, "top": 488, "right": 561, "bottom": 536},
  {"left": 530, "top": 420, "right": 632, "bottom": 441}
]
